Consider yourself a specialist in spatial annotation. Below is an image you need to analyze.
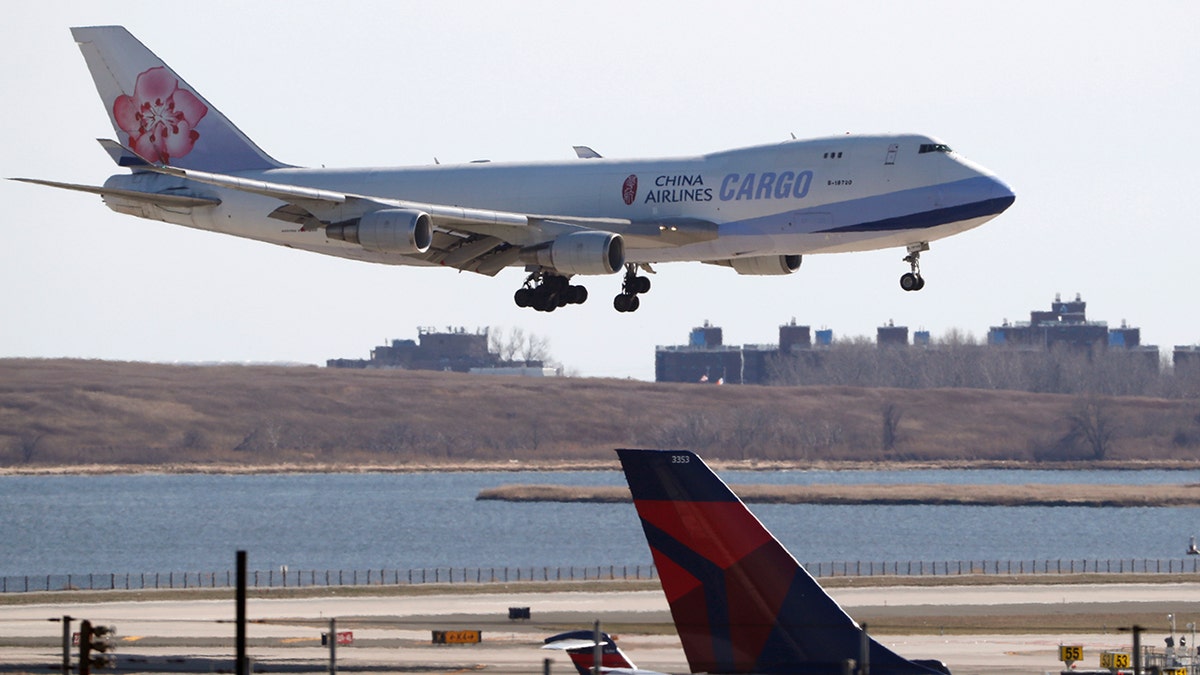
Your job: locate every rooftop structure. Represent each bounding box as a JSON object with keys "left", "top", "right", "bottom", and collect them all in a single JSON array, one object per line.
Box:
[{"left": 328, "top": 327, "right": 552, "bottom": 375}]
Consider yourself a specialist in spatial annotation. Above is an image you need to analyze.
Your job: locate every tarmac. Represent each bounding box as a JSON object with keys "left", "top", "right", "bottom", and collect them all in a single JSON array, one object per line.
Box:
[{"left": 2, "top": 581, "right": 1198, "bottom": 674}]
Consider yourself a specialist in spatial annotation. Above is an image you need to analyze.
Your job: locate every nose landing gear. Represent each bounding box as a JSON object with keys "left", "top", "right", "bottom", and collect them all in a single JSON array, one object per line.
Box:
[
  {"left": 614, "top": 264, "right": 652, "bottom": 313},
  {"left": 900, "top": 242, "right": 929, "bottom": 292}
]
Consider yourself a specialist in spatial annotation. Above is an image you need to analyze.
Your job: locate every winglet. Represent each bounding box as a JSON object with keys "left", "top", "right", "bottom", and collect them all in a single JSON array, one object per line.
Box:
[
  {"left": 573, "top": 146, "right": 603, "bottom": 159},
  {"left": 617, "top": 449, "right": 951, "bottom": 675}
]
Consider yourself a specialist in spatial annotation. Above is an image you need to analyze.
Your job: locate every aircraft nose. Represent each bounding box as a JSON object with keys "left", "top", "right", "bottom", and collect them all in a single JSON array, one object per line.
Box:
[{"left": 988, "top": 175, "right": 1016, "bottom": 212}]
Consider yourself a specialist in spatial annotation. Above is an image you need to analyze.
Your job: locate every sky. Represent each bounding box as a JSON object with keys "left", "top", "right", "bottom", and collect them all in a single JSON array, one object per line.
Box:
[{"left": 1, "top": 2, "right": 1197, "bottom": 380}]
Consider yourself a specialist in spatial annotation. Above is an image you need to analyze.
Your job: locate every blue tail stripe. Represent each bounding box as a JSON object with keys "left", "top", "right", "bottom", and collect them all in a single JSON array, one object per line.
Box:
[{"left": 640, "top": 517, "right": 734, "bottom": 670}]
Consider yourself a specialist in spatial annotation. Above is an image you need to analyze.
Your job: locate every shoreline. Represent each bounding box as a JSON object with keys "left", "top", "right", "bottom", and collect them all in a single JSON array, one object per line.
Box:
[
  {"left": 476, "top": 482, "right": 1200, "bottom": 507},
  {"left": 6, "top": 458, "right": 1200, "bottom": 477}
]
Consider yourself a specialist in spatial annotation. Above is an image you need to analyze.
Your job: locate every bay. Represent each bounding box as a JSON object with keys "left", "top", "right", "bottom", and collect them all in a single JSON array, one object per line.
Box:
[{"left": 2, "top": 468, "right": 1199, "bottom": 577}]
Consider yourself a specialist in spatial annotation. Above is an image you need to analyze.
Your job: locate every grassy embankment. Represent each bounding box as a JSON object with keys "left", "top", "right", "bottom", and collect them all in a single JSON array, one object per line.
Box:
[
  {"left": 3, "top": 358, "right": 1200, "bottom": 470},
  {"left": 477, "top": 482, "right": 1200, "bottom": 506}
]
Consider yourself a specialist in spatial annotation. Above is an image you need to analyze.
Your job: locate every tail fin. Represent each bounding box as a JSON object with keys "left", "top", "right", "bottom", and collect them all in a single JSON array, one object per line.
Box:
[
  {"left": 543, "top": 631, "right": 638, "bottom": 675},
  {"left": 616, "top": 449, "right": 949, "bottom": 675},
  {"left": 70, "top": 26, "right": 284, "bottom": 171}
]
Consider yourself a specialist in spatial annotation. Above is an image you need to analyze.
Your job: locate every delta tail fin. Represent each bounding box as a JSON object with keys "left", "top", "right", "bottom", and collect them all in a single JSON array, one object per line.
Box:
[
  {"left": 70, "top": 26, "right": 285, "bottom": 172},
  {"left": 543, "top": 631, "right": 641, "bottom": 675},
  {"left": 616, "top": 449, "right": 950, "bottom": 675}
]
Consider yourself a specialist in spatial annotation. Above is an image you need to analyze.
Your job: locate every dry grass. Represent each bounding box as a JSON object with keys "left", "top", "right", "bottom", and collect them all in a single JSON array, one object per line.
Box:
[
  {"left": 3, "top": 358, "right": 1200, "bottom": 469},
  {"left": 477, "top": 482, "right": 1200, "bottom": 506}
]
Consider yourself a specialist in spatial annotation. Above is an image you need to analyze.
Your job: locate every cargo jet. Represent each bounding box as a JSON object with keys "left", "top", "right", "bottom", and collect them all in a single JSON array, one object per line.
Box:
[
  {"left": 617, "top": 449, "right": 951, "bottom": 675},
  {"left": 15, "top": 26, "right": 1014, "bottom": 314}
]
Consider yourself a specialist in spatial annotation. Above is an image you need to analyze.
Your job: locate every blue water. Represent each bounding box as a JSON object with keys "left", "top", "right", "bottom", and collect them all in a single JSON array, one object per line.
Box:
[{"left": 2, "top": 469, "right": 1199, "bottom": 576}]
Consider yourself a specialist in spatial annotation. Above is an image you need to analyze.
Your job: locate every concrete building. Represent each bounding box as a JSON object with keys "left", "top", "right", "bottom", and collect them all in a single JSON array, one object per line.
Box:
[
  {"left": 655, "top": 294, "right": 1158, "bottom": 385},
  {"left": 328, "top": 327, "right": 552, "bottom": 375}
]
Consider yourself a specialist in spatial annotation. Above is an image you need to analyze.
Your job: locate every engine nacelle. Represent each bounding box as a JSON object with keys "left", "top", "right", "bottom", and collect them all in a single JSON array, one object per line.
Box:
[
  {"left": 326, "top": 209, "right": 433, "bottom": 254},
  {"left": 527, "top": 231, "right": 625, "bottom": 275},
  {"left": 720, "top": 254, "right": 803, "bottom": 275}
]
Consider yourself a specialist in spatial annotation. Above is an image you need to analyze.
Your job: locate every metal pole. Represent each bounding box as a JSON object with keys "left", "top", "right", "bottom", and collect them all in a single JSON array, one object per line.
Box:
[
  {"left": 237, "top": 550, "right": 247, "bottom": 675},
  {"left": 593, "top": 620, "right": 602, "bottom": 675},
  {"left": 329, "top": 618, "right": 337, "bottom": 675},
  {"left": 80, "top": 620, "right": 92, "bottom": 675},
  {"left": 544, "top": 657, "right": 553, "bottom": 675},
  {"left": 1132, "top": 625, "right": 1143, "bottom": 675},
  {"left": 61, "top": 615, "right": 71, "bottom": 675}
]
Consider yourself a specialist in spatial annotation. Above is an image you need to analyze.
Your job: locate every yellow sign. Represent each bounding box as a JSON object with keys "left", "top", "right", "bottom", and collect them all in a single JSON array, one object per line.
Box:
[
  {"left": 1059, "top": 645, "right": 1083, "bottom": 663},
  {"left": 432, "top": 630, "right": 481, "bottom": 645},
  {"left": 1100, "top": 651, "right": 1130, "bottom": 669},
  {"left": 1162, "top": 669, "right": 1186, "bottom": 675}
]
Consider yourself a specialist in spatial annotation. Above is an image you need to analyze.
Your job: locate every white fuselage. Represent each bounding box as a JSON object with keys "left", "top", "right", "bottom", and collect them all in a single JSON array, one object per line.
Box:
[{"left": 102, "top": 133, "right": 1014, "bottom": 268}]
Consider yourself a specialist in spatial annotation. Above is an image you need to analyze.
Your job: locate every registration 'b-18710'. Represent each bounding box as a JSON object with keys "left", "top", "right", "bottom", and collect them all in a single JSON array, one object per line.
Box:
[{"left": 15, "top": 27, "right": 1014, "bottom": 313}]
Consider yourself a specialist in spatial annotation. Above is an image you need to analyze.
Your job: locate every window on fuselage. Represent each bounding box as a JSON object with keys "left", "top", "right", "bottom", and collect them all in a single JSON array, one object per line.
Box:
[{"left": 918, "top": 143, "right": 953, "bottom": 154}]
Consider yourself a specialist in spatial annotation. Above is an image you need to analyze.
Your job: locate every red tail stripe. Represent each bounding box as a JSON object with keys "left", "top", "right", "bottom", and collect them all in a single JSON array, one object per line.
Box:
[{"left": 634, "top": 499, "right": 774, "bottom": 569}]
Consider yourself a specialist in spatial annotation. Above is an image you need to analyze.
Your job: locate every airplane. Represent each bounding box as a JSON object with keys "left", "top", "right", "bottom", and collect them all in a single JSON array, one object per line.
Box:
[
  {"left": 616, "top": 448, "right": 951, "bottom": 675},
  {"left": 543, "top": 629, "right": 652, "bottom": 675},
  {"left": 14, "top": 26, "right": 1014, "bottom": 314}
]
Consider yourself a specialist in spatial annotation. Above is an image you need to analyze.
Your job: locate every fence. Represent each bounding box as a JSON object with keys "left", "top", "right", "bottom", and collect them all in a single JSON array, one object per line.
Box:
[
  {"left": 2, "top": 558, "right": 1197, "bottom": 593},
  {"left": 0, "top": 564, "right": 656, "bottom": 593}
]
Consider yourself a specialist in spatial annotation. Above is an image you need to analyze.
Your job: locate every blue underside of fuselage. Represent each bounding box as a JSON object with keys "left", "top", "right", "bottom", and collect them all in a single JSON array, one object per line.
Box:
[
  {"left": 819, "top": 194, "right": 1015, "bottom": 233},
  {"left": 723, "top": 176, "right": 1014, "bottom": 238}
]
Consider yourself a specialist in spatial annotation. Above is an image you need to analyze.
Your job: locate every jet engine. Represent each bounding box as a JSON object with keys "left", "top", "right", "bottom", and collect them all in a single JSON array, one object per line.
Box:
[
  {"left": 717, "top": 254, "right": 803, "bottom": 275},
  {"left": 525, "top": 231, "right": 625, "bottom": 275},
  {"left": 326, "top": 209, "right": 433, "bottom": 254}
]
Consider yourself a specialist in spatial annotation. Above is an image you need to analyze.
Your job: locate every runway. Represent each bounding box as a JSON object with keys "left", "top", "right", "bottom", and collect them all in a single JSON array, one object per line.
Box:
[{"left": 2, "top": 581, "right": 1197, "bottom": 674}]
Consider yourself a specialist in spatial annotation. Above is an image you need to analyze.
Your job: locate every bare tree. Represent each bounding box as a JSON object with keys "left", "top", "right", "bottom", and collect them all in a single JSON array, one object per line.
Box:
[
  {"left": 881, "top": 403, "right": 902, "bottom": 452},
  {"left": 1065, "top": 397, "right": 1118, "bottom": 460},
  {"left": 521, "top": 333, "right": 551, "bottom": 363},
  {"left": 17, "top": 433, "right": 44, "bottom": 463},
  {"left": 501, "top": 327, "right": 526, "bottom": 361}
]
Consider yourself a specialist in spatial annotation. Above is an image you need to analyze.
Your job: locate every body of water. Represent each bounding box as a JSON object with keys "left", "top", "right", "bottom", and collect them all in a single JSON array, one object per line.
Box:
[{"left": 3, "top": 468, "right": 1200, "bottom": 577}]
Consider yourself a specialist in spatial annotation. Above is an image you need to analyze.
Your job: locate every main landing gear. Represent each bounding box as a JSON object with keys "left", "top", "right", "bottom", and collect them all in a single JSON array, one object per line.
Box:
[
  {"left": 614, "top": 264, "right": 652, "bottom": 313},
  {"left": 900, "top": 242, "right": 929, "bottom": 292},
  {"left": 514, "top": 271, "right": 588, "bottom": 312}
]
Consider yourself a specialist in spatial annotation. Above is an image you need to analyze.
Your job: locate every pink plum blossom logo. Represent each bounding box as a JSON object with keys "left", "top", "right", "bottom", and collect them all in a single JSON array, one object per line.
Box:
[
  {"left": 621, "top": 174, "right": 638, "bottom": 205},
  {"left": 113, "top": 67, "right": 208, "bottom": 165}
]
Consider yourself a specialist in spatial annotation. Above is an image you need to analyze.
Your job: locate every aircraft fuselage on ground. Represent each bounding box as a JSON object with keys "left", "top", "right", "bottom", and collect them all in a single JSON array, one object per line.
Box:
[{"left": 17, "top": 26, "right": 1015, "bottom": 313}]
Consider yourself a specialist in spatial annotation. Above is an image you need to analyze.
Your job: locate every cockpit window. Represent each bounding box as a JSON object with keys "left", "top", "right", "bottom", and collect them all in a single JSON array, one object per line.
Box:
[{"left": 919, "top": 143, "right": 953, "bottom": 154}]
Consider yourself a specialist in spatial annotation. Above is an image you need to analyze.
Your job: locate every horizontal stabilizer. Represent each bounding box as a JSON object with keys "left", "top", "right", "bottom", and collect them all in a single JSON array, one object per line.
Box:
[
  {"left": 98, "top": 138, "right": 151, "bottom": 167},
  {"left": 10, "top": 177, "right": 220, "bottom": 207},
  {"left": 542, "top": 638, "right": 604, "bottom": 651},
  {"left": 543, "top": 630, "right": 640, "bottom": 675}
]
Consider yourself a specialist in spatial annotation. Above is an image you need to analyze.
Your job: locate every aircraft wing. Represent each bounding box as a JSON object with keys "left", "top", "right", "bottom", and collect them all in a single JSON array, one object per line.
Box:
[
  {"left": 82, "top": 141, "right": 719, "bottom": 275},
  {"left": 10, "top": 177, "right": 220, "bottom": 208}
]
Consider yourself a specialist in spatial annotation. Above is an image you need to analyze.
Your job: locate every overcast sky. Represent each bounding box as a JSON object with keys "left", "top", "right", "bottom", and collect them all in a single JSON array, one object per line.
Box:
[{"left": 2, "top": 2, "right": 1196, "bottom": 380}]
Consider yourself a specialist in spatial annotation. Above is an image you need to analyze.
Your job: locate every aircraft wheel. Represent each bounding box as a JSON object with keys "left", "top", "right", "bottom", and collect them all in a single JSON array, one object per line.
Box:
[
  {"left": 913, "top": 275, "right": 926, "bottom": 291},
  {"left": 900, "top": 272, "right": 919, "bottom": 292},
  {"left": 614, "top": 294, "right": 632, "bottom": 312},
  {"left": 635, "top": 276, "right": 651, "bottom": 294},
  {"left": 570, "top": 285, "right": 588, "bottom": 304},
  {"left": 628, "top": 295, "right": 641, "bottom": 312},
  {"left": 514, "top": 288, "right": 533, "bottom": 307}
]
